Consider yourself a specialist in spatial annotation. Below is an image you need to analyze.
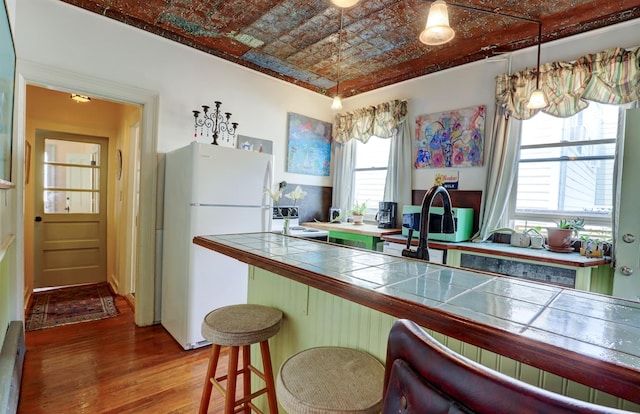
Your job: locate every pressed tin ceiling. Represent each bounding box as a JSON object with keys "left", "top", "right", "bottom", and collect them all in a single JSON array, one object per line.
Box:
[{"left": 59, "top": 0, "right": 640, "bottom": 99}]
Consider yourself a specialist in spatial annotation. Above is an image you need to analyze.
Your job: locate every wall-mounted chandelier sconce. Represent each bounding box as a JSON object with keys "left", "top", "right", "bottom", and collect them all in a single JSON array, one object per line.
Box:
[
  {"left": 420, "top": 1, "right": 548, "bottom": 109},
  {"left": 192, "top": 101, "right": 239, "bottom": 146}
]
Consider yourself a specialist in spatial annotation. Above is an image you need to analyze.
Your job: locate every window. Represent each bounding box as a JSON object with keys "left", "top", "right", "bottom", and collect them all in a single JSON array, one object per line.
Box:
[
  {"left": 510, "top": 102, "right": 619, "bottom": 238},
  {"left": 353, "top": 136, "right": 390, "bottom": 216}
]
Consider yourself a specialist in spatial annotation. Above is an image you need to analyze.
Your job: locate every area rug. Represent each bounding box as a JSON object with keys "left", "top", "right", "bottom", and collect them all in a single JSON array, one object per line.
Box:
[{"left": 25, "top": 283, "right": 119, "bottom": 331}]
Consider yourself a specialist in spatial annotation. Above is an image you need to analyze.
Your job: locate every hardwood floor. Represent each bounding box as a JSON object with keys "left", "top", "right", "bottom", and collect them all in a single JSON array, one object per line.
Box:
[{"left": 19, "top": 296, "right": 232, "bottom": 413}]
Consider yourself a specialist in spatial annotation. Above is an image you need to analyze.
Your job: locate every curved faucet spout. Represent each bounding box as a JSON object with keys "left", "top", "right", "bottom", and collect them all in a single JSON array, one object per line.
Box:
[{"left": 402, "top": 185, "right": 455, "bottom": 261}]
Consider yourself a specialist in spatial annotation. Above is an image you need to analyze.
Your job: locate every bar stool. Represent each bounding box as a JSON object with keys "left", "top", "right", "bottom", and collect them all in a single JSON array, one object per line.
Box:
[
  {"left": 199, "top": 304, "right": 283, "bottom": 414},
  {"left": 276, "top": 346, "right": 385, "bottom": 413}
]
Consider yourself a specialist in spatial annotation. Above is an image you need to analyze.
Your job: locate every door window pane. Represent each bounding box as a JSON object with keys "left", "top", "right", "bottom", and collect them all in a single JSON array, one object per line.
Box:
[
  {"left": 45, "top": 165, "right": 100, "bottom": 191},
  {"left": 44, "top": 191, "right": 100, "bottom": 214},
  {"left": 44, "top": 139, "right": 100, "bottom": 165},
  {"left": 43, "top": 138, "right": 101, "bottom": 214}
]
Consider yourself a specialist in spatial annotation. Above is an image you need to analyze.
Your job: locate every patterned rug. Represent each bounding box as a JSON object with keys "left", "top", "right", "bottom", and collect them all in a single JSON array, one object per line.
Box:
[{"left": 26, "top": 283, "right": 119, "bottom": 331}]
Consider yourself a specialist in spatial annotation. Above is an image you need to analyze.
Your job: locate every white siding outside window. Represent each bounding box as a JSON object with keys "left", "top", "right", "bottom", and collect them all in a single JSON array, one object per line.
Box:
[
  {"left": 353, "top": 136, "right": 390, "bottom": 215},
  {"left": 511, "top": 102, "right": 618, "bottom": 238}
]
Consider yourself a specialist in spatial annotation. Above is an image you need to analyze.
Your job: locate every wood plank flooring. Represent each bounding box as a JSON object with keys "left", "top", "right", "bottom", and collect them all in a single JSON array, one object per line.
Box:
[{"left": 18, "top": 296, "right": 232, "bottom": 413}]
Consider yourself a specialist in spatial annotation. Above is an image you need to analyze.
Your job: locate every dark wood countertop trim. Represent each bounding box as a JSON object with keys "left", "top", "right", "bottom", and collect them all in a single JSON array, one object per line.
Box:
[
  {"left": 194, "top": 236, "right": 640, "bottom": 404},
  {"left": 382, "top": 235, "right": 610, "bottom": 268}
]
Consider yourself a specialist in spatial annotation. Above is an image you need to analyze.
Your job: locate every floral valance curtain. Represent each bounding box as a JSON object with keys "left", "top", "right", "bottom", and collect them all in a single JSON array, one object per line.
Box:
[
  {"left": 496, "top": 47, "right": 640, "bottom": 120},
  {"left": 333, "top": 99, "right": 408, "bottom": 143}
]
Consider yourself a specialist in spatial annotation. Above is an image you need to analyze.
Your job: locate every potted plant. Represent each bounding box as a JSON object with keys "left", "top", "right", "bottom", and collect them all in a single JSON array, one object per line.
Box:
[
  {"left": 350, "top": 201, "right": 368, "bottom": 225},
  {"left": 546, "top": 217, "right": 584, "bottom": 252}
]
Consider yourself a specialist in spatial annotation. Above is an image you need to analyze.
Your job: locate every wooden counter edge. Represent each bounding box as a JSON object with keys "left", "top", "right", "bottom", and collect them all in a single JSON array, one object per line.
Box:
[{"left": 382, "top": 235, "right": 610, "bottom": 268}]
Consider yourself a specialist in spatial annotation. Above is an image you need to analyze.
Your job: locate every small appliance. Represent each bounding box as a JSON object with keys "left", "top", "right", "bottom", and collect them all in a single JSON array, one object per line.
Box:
[
  {"left": 376, "top": 201, "right": 397, "bottom": 229},
  {"left": 329, "top": 208, "right": 342, "bottom": 222},
  {"left": 401, "top": 205, "right": 474, "bottom": 242}
]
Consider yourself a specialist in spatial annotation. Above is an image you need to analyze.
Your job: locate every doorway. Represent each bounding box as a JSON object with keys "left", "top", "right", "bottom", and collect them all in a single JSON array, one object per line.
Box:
[
  {"left": 33, "top": 130, "right": 108, "bottom": 288},
  {"left": 23, "top": 84, "right": 143, "bottom": 308},
  {"left": 17, "top": 61, "right": 159, "bottom": 326}
]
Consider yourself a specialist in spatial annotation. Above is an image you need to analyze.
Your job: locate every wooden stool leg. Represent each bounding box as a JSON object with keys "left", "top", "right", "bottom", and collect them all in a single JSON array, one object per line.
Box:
[
  {"left": 199, "top": 344, "right": 221, "bottom": 414},
  {"left": 260, "top": 340, "right": 279, "bottom": 414},
  {"left": 225, "top": 346, "right": 240, "bottom": 414},
  {"left": 242, "top": 345, "right": 251, "bottom": 414}
]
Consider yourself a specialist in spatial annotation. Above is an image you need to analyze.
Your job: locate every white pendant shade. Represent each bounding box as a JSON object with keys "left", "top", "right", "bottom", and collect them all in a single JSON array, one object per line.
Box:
[
  {"left": 527, "top": 89, "right": 548, "bottom": 109},
  {"left": 330, "top": 0, "right": 359, "bottom": 7},
  {"left": 420, "top": 0, "right": 455, "bottom": 45},
  {"left": 331, "top": 96, "right": 343, "bottom": 110}
]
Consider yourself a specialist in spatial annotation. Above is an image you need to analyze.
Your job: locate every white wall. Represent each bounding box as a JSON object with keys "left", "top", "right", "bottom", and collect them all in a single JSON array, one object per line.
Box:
[
  {"left": 342, "top": 17, "right": 640, "bottom": 192},
  {"left": 15, "top": 1, "right": 640, "bottom": 193},
  {"left": 15, "top": 0, "right": 334, "bottom": 189}
]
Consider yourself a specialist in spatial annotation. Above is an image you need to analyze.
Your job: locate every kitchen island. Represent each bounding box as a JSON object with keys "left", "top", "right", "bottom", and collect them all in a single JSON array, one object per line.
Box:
[{"left": 194, "top": 233, "right": 640, "bottom": 411}]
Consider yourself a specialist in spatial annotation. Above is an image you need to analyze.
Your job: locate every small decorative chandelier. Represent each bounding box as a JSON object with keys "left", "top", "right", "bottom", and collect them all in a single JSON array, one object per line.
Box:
[{"left": 192, "top": 101, "right": 239, "bottom": 146}]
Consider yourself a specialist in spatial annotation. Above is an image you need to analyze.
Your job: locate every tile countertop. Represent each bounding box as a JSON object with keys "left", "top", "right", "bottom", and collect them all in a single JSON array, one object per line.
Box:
[
  {"left": 193, "top": 233, "right": 640, "bottom": 403},
  {"left": 383, "top": 234, "right": 610, "bottom": 267}
]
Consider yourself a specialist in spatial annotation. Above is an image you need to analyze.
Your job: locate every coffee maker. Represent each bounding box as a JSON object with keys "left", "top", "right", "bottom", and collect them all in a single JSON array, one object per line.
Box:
[{"left": 376, "top": 201, "right": 397, "bottom": 228}]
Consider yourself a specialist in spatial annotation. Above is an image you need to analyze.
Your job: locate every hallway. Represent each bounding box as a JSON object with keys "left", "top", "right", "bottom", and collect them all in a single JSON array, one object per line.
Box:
[{"left": 19, "top": 296, "right": 229, "bottom": 413}]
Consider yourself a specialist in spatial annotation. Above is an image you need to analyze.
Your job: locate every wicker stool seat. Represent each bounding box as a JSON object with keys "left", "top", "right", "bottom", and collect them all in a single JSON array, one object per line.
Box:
[
  {"left": 199, "top": 304, "right": 283, "bottom": 414},
  {"left": 276, "top": 347, "right": 385, "bottom": 414}
]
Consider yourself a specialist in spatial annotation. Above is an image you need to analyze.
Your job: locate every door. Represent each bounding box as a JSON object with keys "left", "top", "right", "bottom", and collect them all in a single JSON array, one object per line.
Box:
[
  {"left": 612, "top": 107, "right": 640, "bottom": 301},
  {"left": 33, "top": 130, "right": 108, "bottom": 288}
]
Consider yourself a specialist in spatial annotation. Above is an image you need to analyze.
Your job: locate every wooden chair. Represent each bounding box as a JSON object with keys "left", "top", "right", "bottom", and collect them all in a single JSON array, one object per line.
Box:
[{"left": 382, "top": 319, "right": 631, "bottom": 414}]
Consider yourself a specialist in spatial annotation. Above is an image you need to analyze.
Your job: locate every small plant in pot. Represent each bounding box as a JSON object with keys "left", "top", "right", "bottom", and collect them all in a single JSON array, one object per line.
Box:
[
  {"left": 546, "top": 218, "right": 584, "bottom": 252},
  {"left": 350, "top": 201, "right": 368, "bottom": 225}
]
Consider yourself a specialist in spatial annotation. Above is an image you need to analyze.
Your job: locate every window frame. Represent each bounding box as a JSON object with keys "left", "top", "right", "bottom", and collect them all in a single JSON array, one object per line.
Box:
[
  {"left": 506, "top": 104, "right": 619, "bottom": 235},
  {"left": 352, "top": 136, "right": 391, "bottom": 220}
]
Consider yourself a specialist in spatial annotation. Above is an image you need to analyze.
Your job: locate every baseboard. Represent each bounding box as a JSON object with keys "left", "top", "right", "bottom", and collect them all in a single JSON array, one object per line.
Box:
[
  {"left": 124, "top": 293, "right": 135, "bottom": 311},
  {"left": 0, "top": 321, "right": 25, "bottom": 414}
]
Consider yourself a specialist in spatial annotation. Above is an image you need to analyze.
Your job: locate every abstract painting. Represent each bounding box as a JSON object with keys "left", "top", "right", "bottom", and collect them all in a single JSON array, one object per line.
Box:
[
  {"left": 414, "top": 105, "right": 485, "bottom": 169},
  {"left": 286, "top": 113, "right": 331, "bottom": 176},
  {"left": 0, "top": 0, "right": 15, "bottom": 182}
]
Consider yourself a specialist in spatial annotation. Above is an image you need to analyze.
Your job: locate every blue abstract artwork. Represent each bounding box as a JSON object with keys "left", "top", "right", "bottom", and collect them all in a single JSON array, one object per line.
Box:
[{"left": 287, "top": 113, "right": 331, "bottom": 176}]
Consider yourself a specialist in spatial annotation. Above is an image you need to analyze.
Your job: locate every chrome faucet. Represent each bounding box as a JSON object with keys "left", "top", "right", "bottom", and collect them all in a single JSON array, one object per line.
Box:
[{"left": 402, "top": 185, "right": 456, "bottom": 261}]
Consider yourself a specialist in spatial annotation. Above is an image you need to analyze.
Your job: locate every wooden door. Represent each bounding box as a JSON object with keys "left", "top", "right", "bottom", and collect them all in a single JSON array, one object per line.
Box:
[{"left": 33, "top": 130, "right": 108, "bottom": 288}]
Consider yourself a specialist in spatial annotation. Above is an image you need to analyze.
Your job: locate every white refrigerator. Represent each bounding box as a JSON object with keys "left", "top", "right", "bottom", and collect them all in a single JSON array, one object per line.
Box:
[{"left": 161, "top": 141, "right": 273, "bottom": 349}]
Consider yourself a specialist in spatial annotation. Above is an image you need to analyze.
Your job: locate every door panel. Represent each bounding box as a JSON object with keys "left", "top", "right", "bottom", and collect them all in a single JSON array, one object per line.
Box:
[
  {"left": 34, "top": 130, "right": 108, "bottom": 288},
  {"left": 612, "top": 108, "right": 640, "bottom": 301}
]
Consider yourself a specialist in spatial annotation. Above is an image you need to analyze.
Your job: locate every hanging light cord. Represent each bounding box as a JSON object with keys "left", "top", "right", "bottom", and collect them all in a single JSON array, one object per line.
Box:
[
  {"left": 535, "top": 22, "right": 542, "bottom": 89},
  {"left": 336, "top": 9, "right": 343, "bottom": 92}
]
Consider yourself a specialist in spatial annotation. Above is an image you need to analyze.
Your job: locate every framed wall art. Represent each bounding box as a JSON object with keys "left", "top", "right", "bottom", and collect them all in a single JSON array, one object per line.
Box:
[
  {"left": 286, "top": 112, "right": 331, "bottom": 176},
  {"left": 414, "top": 105, "right": 485, "bottom": 169},
  {"left": 0, "top": 0, "right": 15, "bottom": 182}
]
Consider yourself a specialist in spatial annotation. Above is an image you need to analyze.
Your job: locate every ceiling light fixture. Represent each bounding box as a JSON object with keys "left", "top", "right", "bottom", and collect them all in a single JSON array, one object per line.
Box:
[
  {"left": 526, "top": 22, "right": 548, "bottom": 109},
  {"left": 420, "top": 2, "right": 548, "bottom": 109},
  {"left": 331, "top": 8, "right": 344, "bottom": 111},
  {"left": 70, "top": 93, "right": 91, "bottom": 103},
  {"left": 330, "top": 0, "right": 359, "bottom": 8},
  {"left": 420, "top": 0, "right": 455, "bottom": 46}
]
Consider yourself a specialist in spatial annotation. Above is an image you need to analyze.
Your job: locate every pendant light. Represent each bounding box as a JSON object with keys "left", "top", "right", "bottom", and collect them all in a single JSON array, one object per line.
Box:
[
  {"left": 419, "top": 0, "right": 455, "bottom": 46},
  {"left": 526, "top": 23, "right": 549, "bottom": 109},
  {"left": 331, "top": 8, "right": 344, "bottom": 111},
  {"left": 331, "top": 0, "right": 359, "bottom": 8},
  {"left": 70, "top": 93, "right": 91, "bottom": 103}
]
